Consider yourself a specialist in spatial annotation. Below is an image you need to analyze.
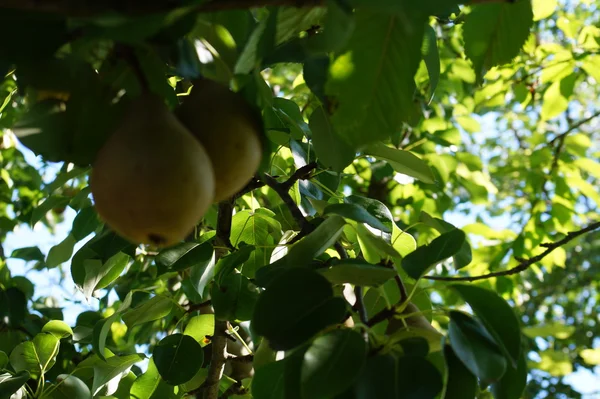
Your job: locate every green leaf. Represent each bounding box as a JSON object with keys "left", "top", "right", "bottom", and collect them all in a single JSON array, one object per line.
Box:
[
  {"left": 532, "top": 0, "right": 557, "bottom": 20},
  {"left": 306, "top": 0, "right": 355, "bottom": 53},
  {"left": 309, "top": 106, "right": 355, "bottom": 172},
  {"left": 448, "top": 311, "right": 507, "bottom": 386},
  {"left": 452, "top": 284, "right": 521, "bottom": 366},
  {"left": 10, "top": 246, "right": 45, "bottom": 262},
  {"left": 130, "top": 358, "right": 181, "bottom": 399},
  {"left": 301, "top": 329, "right": 366, "bottom": 399},
  {"left": 317, "top": 258, "right": 396, "bottom": 286},
  {"left": 442, "top": 344, "right": 477, "bottom": 399},
  {"left": 45, "top": 234, "right": 77, "bottom": 268},
  {"left": 0, "top": 370, "right": 30, "bottom": 399},
  {"left": 156, "top": 241, "right": 213, "bottom": 272},
  {"left": 152, "top": 334, "right": 203, "bottom": 386},
  {"left": 463, "top": 0, "right": 533, "bottom": 82},
  {"left": 355, "top": 354, "right": 443, "bottom": 399},
  {"left": 324, "top": 203, "right": 390, "bottom": 233},
  {"left": 419, "top": 212, "right": 472, "bottom": 269},
  {"left": 491, "top": 344, "right": 528, "bottom": 399},
  {"left": 0, "top": 351, "right": 7, "bottom": 369},
  {"left": 30, "top": 195, "right": 70, "bottom": 226},
  {"left": 522, "top": 323, "right": 576, "bottom": 339},
  {"left": 92, "top": 353, "right": 145, "bottom": 396},
  {"left": 9, "top": 332, "right": 60, "bottom": 378},
  {"left": 252, "top": 359, "right": 286, "bottom": 399},
  {"left": 183, "top": 314, "right": 215, "bottom": 347},
  {"left": 421, "top": 25, "right": 440, "bottom": 101},
  {"left": 92, "top": 313, "right": 120, "bottom": 362},
  {"left": 122, "top": 295, "right": 174, "bottom": 328},
  {"left": 402, "top": 229, "right": 466, "bottom": 279},
  {"left": 391, "top": 224, "right": 417, "bottom": 257},
  {"left": 72, "top": 206, "right": 101, "bottom": 240},
  {"left": 355, "top": 223, "right": 400, "bottom": 263},
  {"left": 252, "top": 268, "right": 347, "bottom": 350},
  {"left": 41, "top": 320, "right": 73, "bottom": 339},
  {"left": 81, "top": 252, "right": 131, "bottom": 299},
  {"left": 540, "top": 73, "right": 577, "bottom": 121},
  {"left": 47, "top": 374, "right": 92, "bottom": 399},
  {"left": 363, "top": 142, "right": 435, "bottom": 184},
  {"left": 345, "top": 195, "right": 394, "bottom": 231},
  {"left": 211, "top": 272, "right": 260, "bottom": 321},
  {"left": 326, "top": 7, "right": 426, "bottom": 146}
]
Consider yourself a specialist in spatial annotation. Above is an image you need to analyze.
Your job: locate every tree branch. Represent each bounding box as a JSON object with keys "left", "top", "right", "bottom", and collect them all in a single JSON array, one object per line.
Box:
[
  {"left": 261, "top": 162, "right": 318, "bottom": 240},
  {"left": 547, "top": 110, "right": 600, "bottom": 146},
  {"left": 0, "top": 0, "right": 325, "bottom": 17},
  {"left": 425, "top": 221, "right": 600, "bottom": 282},
  {"left": 201, "top": 201, "right": 235, "bottom": 399}
]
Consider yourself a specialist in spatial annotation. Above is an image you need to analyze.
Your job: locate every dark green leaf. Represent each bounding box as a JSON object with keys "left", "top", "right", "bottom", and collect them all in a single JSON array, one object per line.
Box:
[
  {"left": 10, "top": 246, "right": 45, "bottom": 262},
  {"left": 448, "top": 311, "right": 507, "bottom": 386},
  {"left": 153, "top": 334, "right": 203, "bottom": 385},
  {"left": 345, "top": 195, "right": 394, "bottom": 230},
  {"left": 421, "top": 25, "right": 440, "bottom": 101},
  {"left": 156, "top": 242, "right": 213, "bottom": 272},
  {"left": 309, "top": 106, "right": 355, "bottom": 172},
  {"left": 364, "top": 142, "right": 435, "bottom": 184},
  {"left": 463, "top": 1, "right": 533, "bottom": 82},
  {"left": 317, "top": 258, "right": 396, "bottom": 286},
  {"left": 47, "top": 374, "right": 92, "bottom": 399},
  {"left": 211, "top": 272, "right": 260, "bottom": 321},
  {"left": 324, "top": 203, "right": 390, "bottom": 232},
  {"left": 122, "top": 295, "right": 173, "bottom": 328},
  {"left": 46, "top": 234, "right": 77, "bottom": 268},
  {"left": 402, "top": 229, "right": 466, "bottom": 279},
  {"left": 91, "top": 353, "right": 145, "bottom": 396},
  {"left": 130, "top": 358, "right": 182, "bottom": 399},
  {"left": 92, "top": 313, "right": 120, "bottom": 361},
  {"left": 419, "top": 212, "right": 472, "bottom": 269},
  {"left": 252, "top": 268, "right": 347, "bottom": 350},
  {"left": 491, "top": 342, "right": 528, "bottom": 399},
  {"left": 72, "top": 207, "right": 101, "bottom": 240},
  {"left": 452, "top": 284, "right": 521, "bottom": 366},
  {"left": 301, "top": 329, "right": 366, "bottom": 399},
  {"left": 442, "top": 344, "right": 477, "bottom": 399},
  {"left": 252, "top": 360, "right": 286, "bottom": 399},
  {"left": 0, "top": 370, "right": 30, "bottom": 399}
]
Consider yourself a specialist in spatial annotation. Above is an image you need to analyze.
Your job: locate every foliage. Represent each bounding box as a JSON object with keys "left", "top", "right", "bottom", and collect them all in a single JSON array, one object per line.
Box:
[{"left": 0, "top": 0, "right": 599, "bottom": 399}]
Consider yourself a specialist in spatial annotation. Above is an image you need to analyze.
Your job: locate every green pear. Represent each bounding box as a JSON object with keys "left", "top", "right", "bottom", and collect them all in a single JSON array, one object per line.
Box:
[
  {"left": 90, "top": 93, "right": 215, "bottom": 247},
  {"left": 176, "top": 78, "right": 263, "bottom": 202}
]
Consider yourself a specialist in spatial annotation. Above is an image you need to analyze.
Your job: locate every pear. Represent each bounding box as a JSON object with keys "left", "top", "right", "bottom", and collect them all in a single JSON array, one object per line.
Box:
[
  {"left": 176, "top": 78, "right": 263, "bottom": 202},
  {"left": 90, "top": 94, "right": 215, "bottom": 247}
]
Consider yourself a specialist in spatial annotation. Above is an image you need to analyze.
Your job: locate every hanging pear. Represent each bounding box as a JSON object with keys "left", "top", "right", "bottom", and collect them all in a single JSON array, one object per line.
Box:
[
  {"left": 176, "top": 78, "right": 263, "bottom": 202},
  {"left": 90, "top": 94, "right": 215, "bottom": 247}
]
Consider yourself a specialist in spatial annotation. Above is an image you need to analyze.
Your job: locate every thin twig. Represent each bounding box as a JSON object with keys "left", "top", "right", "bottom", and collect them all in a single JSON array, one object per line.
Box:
[
  {"left": 220, "top": 380, "right": 249, "bottom": 399},
  {"left": 547, "top": 110, "right": 600, "bottom": 146},
  {"left": 395, "top": 275, "right": 408, "bottom": 303},
  {"left": 424, "top": 221, "right": 600, "bottom": 282},
  {"left": 186, "top": 300, "right": 212, "bottom": 313}
]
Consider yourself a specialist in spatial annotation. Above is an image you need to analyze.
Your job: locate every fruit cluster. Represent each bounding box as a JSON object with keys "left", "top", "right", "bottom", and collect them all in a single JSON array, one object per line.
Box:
[{"left": 90, "top": 79, "right": 263, "bottom": 247}]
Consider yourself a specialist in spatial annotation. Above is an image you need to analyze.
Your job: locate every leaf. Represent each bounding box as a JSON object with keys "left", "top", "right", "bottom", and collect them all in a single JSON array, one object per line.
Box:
[
  {"left": 522, "top": 323, "right": 576, "bottom": 339},
  {"left": 540, "top": 73, "right": 577, "bottom": 121},
  {"left": 323, "top": 203, "right": 390, "bottom": 233},
  {"left": 211, "top": 272, "right": 260, "bottom": 321},
  {"left": 354, "top": 354, "right": 443, "bottom": 399},
  {"left": 252, "top": 359, "right": 286, "bottom": 399},
  {"left": 122, "top": 295, "right": 174, "bottom": 328},
  {"left": 92, "top": 353, "right": 145, "bottom": 396},
  {"left": 252, "top": 268, "right": 347, "bottom": 350},
  {"left": 447, "top": 311, "right": 507, "bottom": 386},
  {"left": 30, "top": 195, "right": 70, "bottom": 226},
  {"left": 308, "top": 106, "right": 355, "bottom": 172},
  {"left": 300, "top": 329, "right": 366, "bottom": 399},
  {"left": 442, "top": 344, "right": 477, "bottom": 399},
  {"left": 391, "top": 224, "right": 417, "bottom": 257},
  {"left": 47, "top": 374, "right": 92, "bottom": 399},
  {"left": 463, "top": 1, "right": 533, "bottom": 82},
  {"left": 92, "top": 313, "right": 120, "bottom": 362},
  {"left": 326, "top": 6, "right": 426, "bottom": 146},
  {"left": 402, "top": 229, "right": 466, "bottom": 279},
  {"left": 189, "top": 249, "right": 216, "bottom": 300},
  {"left": 81, "top": 252, "right": 131, "bottom": 299},
  {"left": 355, "top": 223, "right": 400, "bottom": 263},
  {"left": 345, "top": 195, "right": 394, "bottom": 230},
  {"left": 45, "top": 234, "right": 77, "bottom": 268},
  {"left": 71, "top": 206, "right": 101, "bottom": 240},
  {"left": 580, "top": 348, "right": 600, "bottom": 366},
  {"left": 183, "top": 314, "right": 215, "bottom": 347},
  {"left": 0, "top": 370, "right": 30, "bottom": 399},
  {"left": 41, "top": 320, "right": 73, "bottom": 339},
  {"left": 152, "top": 334, "right": 204, "bottom": 385},
  {"left": 0, "top": 352, "right": 7, "bottom": 369},
  {"left": 130, "top": 358, "right": 181, "bottom": 399},
  {"left": 10, "top": 246, "right": 45, "bottom": 262},
  {"left": 156, "top": 241, "right": 213, "bottom": 272},
  {"left": 421, "top": 25, "right": 440, "bottom": 101},
  {"left": 317, "top": 258, "right": 396, "bottom": 286},
  {"left": 532, "top": 0, "right": 557, "bottom": 20},
  {"left": 491, "top": 344, "right": 528, "bottom": 399},
  {"left": 364, "top": 142, "right": 435, "bottom": 184},
  {"left": 452, "top": 284, "right": 521, "bottom": 366},
  {"left": 419, "top": 212, "right": 472, "bottom": 269},
  {"left": 9, "top": 332, "right": 60, "bottom": 378}
]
